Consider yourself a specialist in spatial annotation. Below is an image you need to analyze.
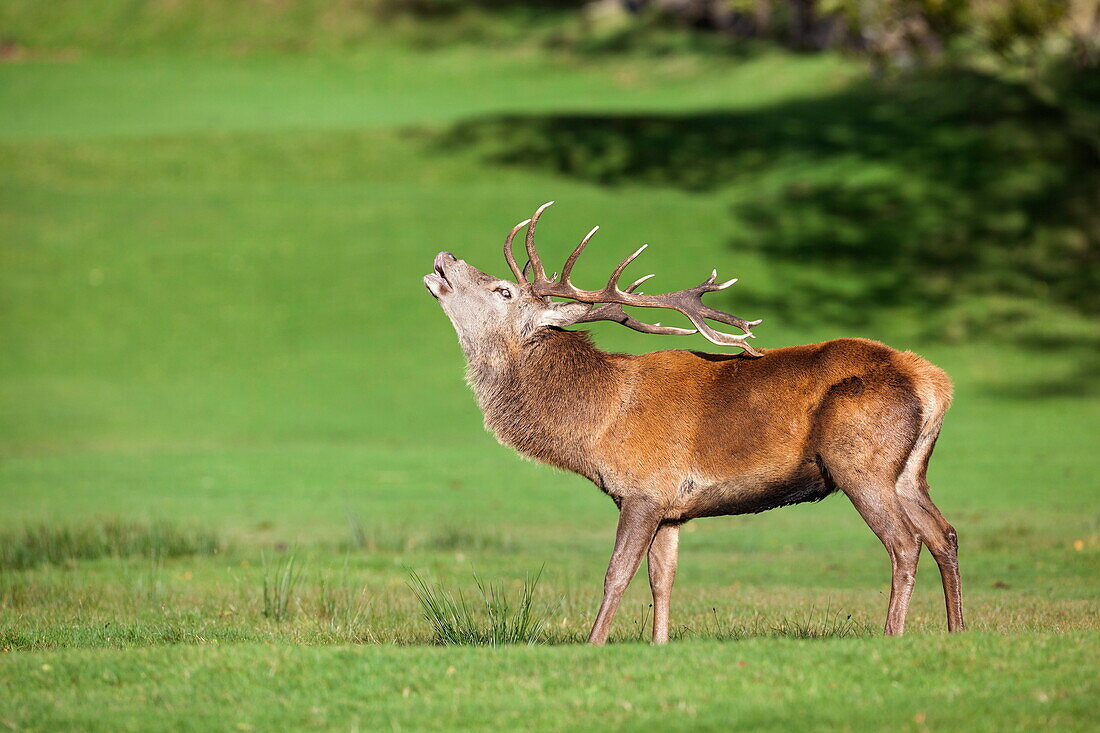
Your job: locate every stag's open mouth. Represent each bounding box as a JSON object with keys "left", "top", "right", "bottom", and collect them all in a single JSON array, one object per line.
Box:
[{"left": 424, "top": 252, "right": 454, "bottom": 298}]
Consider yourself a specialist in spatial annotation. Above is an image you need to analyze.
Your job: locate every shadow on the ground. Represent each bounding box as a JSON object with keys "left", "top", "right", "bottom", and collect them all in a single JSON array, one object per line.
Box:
[{"left": 441, "top": 68, "right": 1099, "bottom": 396}]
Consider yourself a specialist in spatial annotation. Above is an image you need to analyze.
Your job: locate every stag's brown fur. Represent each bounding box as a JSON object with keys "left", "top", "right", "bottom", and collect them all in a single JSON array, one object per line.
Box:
[
  {"left": 425, "top": 211, "right": 964, "bottom": 645},
  {"left": 471, "top": 331, "right": 950, "bottom": 517}
]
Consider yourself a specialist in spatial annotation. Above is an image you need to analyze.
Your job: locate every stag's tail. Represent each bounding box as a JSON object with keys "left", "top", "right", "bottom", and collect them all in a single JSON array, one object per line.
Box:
[{"left": 895, "top": 350, "right": 953, "bottom": 440}]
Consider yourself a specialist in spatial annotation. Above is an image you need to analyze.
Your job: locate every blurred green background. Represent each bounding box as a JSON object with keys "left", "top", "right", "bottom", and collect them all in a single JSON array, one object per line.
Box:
[{"left": 1, "top": 1, "right": 1097, "bottom": 730}]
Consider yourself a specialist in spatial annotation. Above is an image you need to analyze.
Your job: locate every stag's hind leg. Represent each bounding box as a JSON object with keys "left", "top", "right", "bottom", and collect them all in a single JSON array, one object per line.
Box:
[
  {"left": 840, "top": 480, "right": 923, "bottom": 636},
  {"left": 895, "top": 419, "right": 964, "bottom": 631},
  {"left": 899, "top": 487, "right": 964, "bottom": 631},
  {"left": 816, "top": 372, "right": 926, "bottom": 636}
]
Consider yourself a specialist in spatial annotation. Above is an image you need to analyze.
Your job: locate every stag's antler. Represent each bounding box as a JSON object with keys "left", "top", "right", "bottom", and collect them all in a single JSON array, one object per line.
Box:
[{"left": 504, "top": 201, "right": 763, "bottom": 356}]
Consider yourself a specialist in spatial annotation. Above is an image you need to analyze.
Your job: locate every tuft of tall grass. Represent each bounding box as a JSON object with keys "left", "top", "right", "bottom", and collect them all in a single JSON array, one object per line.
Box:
[
  {"left": 408, "top": 569, "right": 550, "bottom": 646},
  {"left": 125, "top": 550, "right": 165, "bottom": 602},
  {"left": 773, "top": 606, "right": 872, "bottom": 639},
  {"left": 0, "top": 566, "right": 32, "bottom": 609},
  {"left": 0, "top": 519, "right": 221, "bottom": 570},
  {"left": 313, "top": 560, "right": 373, "bottom": 640},
  {"left": 261, "top": 550, "right": 304, "bottom": 622}
]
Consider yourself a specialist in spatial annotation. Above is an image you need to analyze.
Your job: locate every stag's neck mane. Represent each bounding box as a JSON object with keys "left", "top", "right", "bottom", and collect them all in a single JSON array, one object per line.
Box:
[{"left": 464, "top": 327, "right": 622, "bottom": 478}]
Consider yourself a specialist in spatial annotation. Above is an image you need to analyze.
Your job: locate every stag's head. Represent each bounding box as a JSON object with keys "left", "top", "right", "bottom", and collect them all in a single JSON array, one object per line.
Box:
[
  {"left": 424, "top": 248, "right": 590, "bottom": 354},
  {"left": 424, "top": 201, "right": 763, "bottom": 357}
]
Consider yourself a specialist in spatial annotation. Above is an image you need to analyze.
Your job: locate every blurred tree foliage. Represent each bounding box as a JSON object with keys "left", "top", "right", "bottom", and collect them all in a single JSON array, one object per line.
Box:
[
  {"left": 2, "top": 0, "right": 1094, "bottom": 342},
  {"left": 446, "top": 66, "right": 1099, "bottom": 340},
  {"left": 600, "top": 1, "right": 1099, "bottom": 70},
  {"left": 3, "top": 1, "right": 1094, "bottom": 67},
  {"left": 443, "top": 1, "right": 1100, "bottom": 342}
]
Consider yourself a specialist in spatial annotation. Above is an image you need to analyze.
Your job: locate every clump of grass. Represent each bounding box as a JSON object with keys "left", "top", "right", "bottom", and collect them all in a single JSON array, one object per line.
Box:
[
  {"left": 313, "top": 561, "right": 373, "bottom": 641},
  {"left": 0, "top": 567, "right": 32, "bottom": 609},
  {"left": 408, "top": 569, "right": 549, "bottom": 646},
  {"left": 423, "top": 525, "right": 511, "bottom": 552},
  {"left": 771, "top": 606, "right": 872, "bottom": 639},
  {"left": 0, "top": 519, "right": 222, "bottom": 570},
  {"left": 126, "top": 550, "right": 165, "bottom": 602},
  {"left": 261, "top": 550, "right": 304, "bottom": 622}
]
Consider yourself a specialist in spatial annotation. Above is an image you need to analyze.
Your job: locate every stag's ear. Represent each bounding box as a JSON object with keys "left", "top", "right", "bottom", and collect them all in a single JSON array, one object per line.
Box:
[{"left": 539, "top": 301, "right": 591, "bottom": 328}]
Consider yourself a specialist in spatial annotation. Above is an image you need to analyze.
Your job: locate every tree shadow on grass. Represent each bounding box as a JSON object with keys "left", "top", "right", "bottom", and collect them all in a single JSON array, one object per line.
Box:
[{"left": 440, "top": 68, "right": 1100, "bottom": 397}]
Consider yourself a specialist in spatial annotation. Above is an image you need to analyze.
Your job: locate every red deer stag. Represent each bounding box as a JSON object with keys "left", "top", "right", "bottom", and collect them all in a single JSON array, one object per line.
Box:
[{"left": 423, "top": 202, "right": 963, "bottom": 645}]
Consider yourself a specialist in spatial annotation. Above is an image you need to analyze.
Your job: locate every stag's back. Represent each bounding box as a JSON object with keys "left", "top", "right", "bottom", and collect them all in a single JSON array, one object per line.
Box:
[{"left": 591, "top": 338, "right": 952, "bottom": 512}]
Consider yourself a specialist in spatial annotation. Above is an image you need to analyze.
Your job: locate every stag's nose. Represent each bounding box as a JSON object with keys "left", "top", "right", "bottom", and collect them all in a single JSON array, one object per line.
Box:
[{"left": 435, "top": 250, "right": 456, "bottom": 272}]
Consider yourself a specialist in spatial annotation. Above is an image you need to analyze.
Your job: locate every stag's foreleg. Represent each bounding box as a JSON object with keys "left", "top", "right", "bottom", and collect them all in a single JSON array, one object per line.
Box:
[
  {"left": 647, "top": 522, "right": 680, "bottom": 644},
  {"left": 587, "top": 498, "right": 663, "bottom": 646}
]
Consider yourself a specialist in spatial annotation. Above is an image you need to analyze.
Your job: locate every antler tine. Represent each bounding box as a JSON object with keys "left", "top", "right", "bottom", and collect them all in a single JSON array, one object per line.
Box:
[
  {"left": 625, "top": 273, "right": 655, "bottom": 293},
  {"left": 576, "top": 303, "right": 696, "bottom": 336},
  {"left": 684, "top": 273, "right": 758, "bottom": 333},
  {"left": 696, "top": 305, "right": 762, "bottom": 333},
  {"left": 524, "top": 201, "right": 554, "bottom": 283},
  {"left": 560, "top": 226, "right": 598, "bottom": 284},
  {"left": 607, "top": 244, "right": 648, "bottom": 292},
  {"left": 698, "top": 271, "right": 737, "bottom": 291},
  {"left": 503, "top": 218, "right": 531, "bottom": 282},
  {"left": 681, "top": 311, "right": 762, "bottom": 356}
]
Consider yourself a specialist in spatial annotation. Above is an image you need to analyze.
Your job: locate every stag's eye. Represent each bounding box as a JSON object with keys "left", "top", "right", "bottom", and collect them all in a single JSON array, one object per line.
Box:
[{"left": 495, "top": 286, "right": 512, "bottom": 300}]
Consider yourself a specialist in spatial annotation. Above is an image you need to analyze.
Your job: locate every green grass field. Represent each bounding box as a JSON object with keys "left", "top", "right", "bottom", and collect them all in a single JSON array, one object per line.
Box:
[{"left": 1, "top": 9, "right": 1098, "bottom": 730}]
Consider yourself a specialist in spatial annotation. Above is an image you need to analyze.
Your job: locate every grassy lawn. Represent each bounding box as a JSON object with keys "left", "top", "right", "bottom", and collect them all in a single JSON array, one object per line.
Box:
[
  {"left": 3, "top": 636, "right": 1095, "bottom": 731},
  {"left": 1, "top": 18, "right": 1097, "bottom": 731}
]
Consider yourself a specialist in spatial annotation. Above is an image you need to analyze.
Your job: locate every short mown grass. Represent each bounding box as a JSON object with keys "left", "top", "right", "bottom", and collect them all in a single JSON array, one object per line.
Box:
[
  {"left": 674, "top": 605, "right": 873, "bottom": 642},
  {"left": 0, "top": 4, "right": 1096, "bottom": 730},
  {"left": 344, "top": 511, "right": 514, "bottom": 553}
]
